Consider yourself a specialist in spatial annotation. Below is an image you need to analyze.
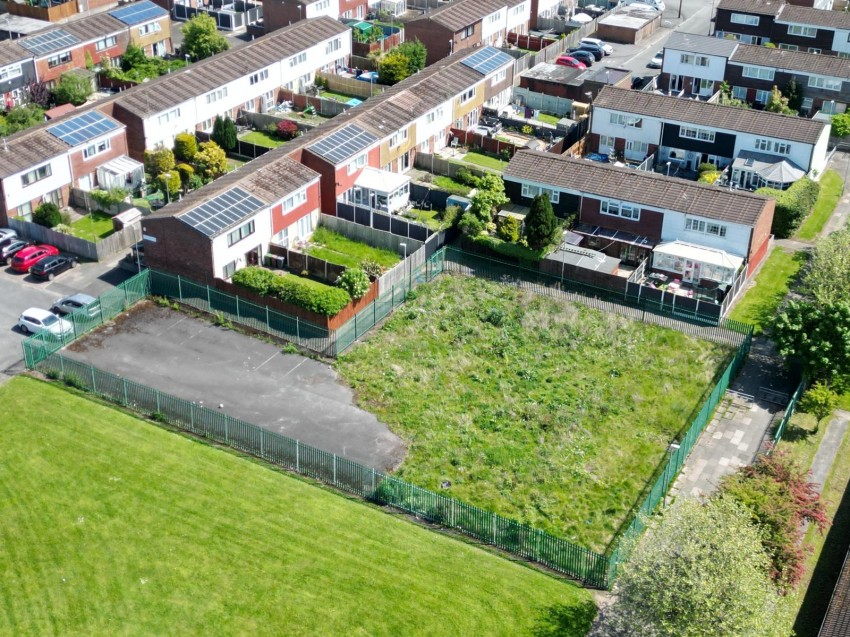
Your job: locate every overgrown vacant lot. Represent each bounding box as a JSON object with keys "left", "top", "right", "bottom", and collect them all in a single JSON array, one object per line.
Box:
[
  {"left": 337, "top": 275, "right": 731, "bottom": 551},
  {"left": 0, "top": 377, "right": 594, "bottom": 636}
]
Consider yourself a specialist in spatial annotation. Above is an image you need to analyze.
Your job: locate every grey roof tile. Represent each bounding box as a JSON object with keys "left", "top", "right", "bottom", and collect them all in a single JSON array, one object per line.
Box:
[{"left": 663, "top": 31, "right": 740, "bottom": 57}]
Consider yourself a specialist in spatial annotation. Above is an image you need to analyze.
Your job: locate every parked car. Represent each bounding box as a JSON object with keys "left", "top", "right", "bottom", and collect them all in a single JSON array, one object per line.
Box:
[
  {"left": 569, "top": 45, "right": 603, "bottom": 61},
  {"left": 0, "top": 238, "right": 27, "bottom": 264},
  {"left": 10, "top": 244, "right": 59, "bottom": 273},
  {"left": 478, "top": 116, "right": 502, "bottom": 135},
  {"left": 568, "top": 50, "right": 595, "bottom": 67},
  {"left": 555, "top": 55, "right": 587, "bottom": 70},
  {"left": 52, "top": 293, "right": 98, "bottom": 316},
  {"left": 580, "top": 37, "right": 614, "bottom": 55},
  {"left": 17, "top": 307, "right": 73, "bottom": 338},
  {"left": 648, "top": 50, "right": 664, "bottom": 68},
  {"left": 29, "top": 255, "right": 78, "bottom": 281},
  {"left": 0, "top": 228, "right": 17, "bottom": 243}
]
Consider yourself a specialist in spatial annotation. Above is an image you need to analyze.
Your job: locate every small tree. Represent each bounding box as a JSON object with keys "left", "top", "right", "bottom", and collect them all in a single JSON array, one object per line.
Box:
[
  {"left": 211, "top": 115, "right": 237, "bottom": 152},
  {"left": 832, "top": 112, "right": 850, "bottom": 138},
  {"left": 799, "top": 381, "right": 839, "bottom": 427},
  {"left": 276, "top": 119, "right": 299, "bottom": 140},
  {"left": 173, "top": 132, "right": 198, "bottom": 162},
  {"left": 785, "top": 77, "right": 802, "bottom": 112},
  {"left": 26, "top": 82, "right": 52, "bottom": 109},
  {"left": 773, "top": 300, "right": 850, "bottom": 381},
  {"left": 6, "top": 104, "right": 44, "bottom": 134},
  {"left": 194, "top": 140, "right": 228, "bottom": 180},
  {"left": 336, "top": 268, "right": 370, "bottom": 299},
  {"left": 497, "top": 214, "right": 520, "bottom": 242},
  {"left": 33, "top": 202, "right": 61, "bottom": 228},
  {"left": 469, "top": 175, "right": 508, "bottom": 222},
  {"left": 525, "top": 194, "right": 558, "bottom": 250},
  {"left": 84, "top": 50, "right": 95, "bottom": 71},
  {"left": 144, "top": 148, "right": 176, "bottom": 175},
  {"left": 803, "top": 228, "right": 850, "bottom": 305},
  {"left": 765, "top": 85, "right": 795, "bottom": 116},
  {"left": 395, "top": 39, "right": 427, "bottom": 74},
  {"left": 120, "top": 44, "right": 147, "bottom": 72},
  {"left": 156, "top": 171, "right": 181, "bottom": 200},
  {"left": 378, "top": 50, "right": 412, "bottom": 85},
  {"left": 181, "top": 14, "right": 229, "bottom": 61},
  {"left": 52, "top": 73, "right": 93, "bottom": 106},
  {"left": 457, "top": 211, "right": 484, "bottom": 236}
]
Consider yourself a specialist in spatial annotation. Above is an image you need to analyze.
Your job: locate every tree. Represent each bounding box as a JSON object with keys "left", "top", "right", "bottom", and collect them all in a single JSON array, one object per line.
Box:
[
  {"left": 765, "top": 85, "right": 795, "bottom": 116},
  {"left": 718, "top": 80, "right": 750, "bottom": 109},
  {"left": 602, "top": 497, "right": 784, "bottom": 637},
  {"left": 194, "top": 140, "right": 227, "bottom": 180},
  {"left": 469, "top": 173, "right": 508, "bottom": 221},
  {"left": 772, "top": 300, "right": 850, "bottom": 380},
  {"left": 144, "top": 148, "right": 176, "bottom": 175},
  {"left": 26, "top": 82, "right": 52, "bottom": 109},
  {"left": 276, "top": 119, "right": 299, "bottom": 140},
  {"left": 120, "top": 44, "right": 147, "bottom": 72},
  {"left": 497, "top": 214, "right": 520, "bottom": 242},
  {"left": 799, "top": 381, "right": 839, "bottom": 426},
  {"left": 33, "top": 202, "right": 61, "bottom": 228},
  {"left": 378, "top": 50, "right": 412, "bottom": 85},
  {"left": 395, "top": 39, "right": 427, "bottom": 74},
  {"left": 52, "top": 73, "right": 94, "bottom": 106},
  {"left": 336, "top": 268, "right": 370, "bottom": 299},
  {"left": 785, "top": 77, "right": 802, "bottom": 112},
  {"left": 211, "top": 115, "right": 237, "bottom": 152},
  {"left": 181, "top": 14, "right": 229, "bottom": 61},
  {"left": 84, "top": 50, "right": 95, "bottom": 71},
  {"left": 525, "top": 194, "right": 558, "bottom": 250},
  {"left": 802, "top": 229, "right": 850, "bottom": 305},
  {"left": 5, "top": 104, "right": 44, "bottom": 134},
  {"left": 173, "top": 132, "right": 198, "bottom": 162},
  {"left": 832, "top": 112, "right": 850, "bottom": 138}
]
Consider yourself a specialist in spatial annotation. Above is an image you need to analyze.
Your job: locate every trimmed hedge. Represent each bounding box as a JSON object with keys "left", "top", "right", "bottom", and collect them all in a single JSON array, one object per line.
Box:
[
  {"left": 756, "top": 177, "right": 820, "bottom": 238},
  {"left": 468, "top": 234, "right": 547, "bottom": 266},
  {"left": 232, "top": 266, "right": 351, "bottom": 316}
]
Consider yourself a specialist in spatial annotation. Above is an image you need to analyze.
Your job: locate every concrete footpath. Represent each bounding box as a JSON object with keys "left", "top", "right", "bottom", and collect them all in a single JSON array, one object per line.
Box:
[{"left": 810, "top": 410, "right": 850, "bottom": 493}]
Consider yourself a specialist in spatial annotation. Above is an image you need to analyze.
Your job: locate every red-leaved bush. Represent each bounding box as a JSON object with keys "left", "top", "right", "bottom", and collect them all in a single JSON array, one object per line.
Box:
[
  {"left": 719, "top": 448, "right": 829, "bottom": 591},
  {"left": 276, "top": 119, "right": 299, "bottom": 141}
]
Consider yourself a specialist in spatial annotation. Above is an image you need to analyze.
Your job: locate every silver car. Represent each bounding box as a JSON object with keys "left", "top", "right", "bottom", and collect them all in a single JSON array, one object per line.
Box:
[{"left": 51, "top": 293, "right": 98, "bottom": 316}]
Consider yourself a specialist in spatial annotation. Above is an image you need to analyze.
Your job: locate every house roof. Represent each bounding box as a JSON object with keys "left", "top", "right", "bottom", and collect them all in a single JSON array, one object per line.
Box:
[
  {"left": 109, "top": 1, "right": 169, "bottom": 26},
  {"left": 503, "top": 150, "right": 771, "bottom": 226},
  {"left": 716, "top": 0, "right": 782, "bottom": 16},
  {"left": 0, "top": 40, "right": 32, "bottom": 68},
  {"left": 114, "top": 17, "right": 348, "bottom": 118},
  {"left": 60, "top": 11, "right": 126, "bottom": 42},
  {"left": 521, "top": 62, "right": 585, "bottom": 83},
  {"left": 777, "top": 3, "right": 850, "bottom": 29},
  {"left": 663, "top": 30, "right": 740, "bottom": 57},
  {"left": 819, "top": 549, "right": 850, "bottom": 637},
  {"left": 593, "top": 85, "right": 827, "bottom": 144},
  {"left": 408, "top": 0, "right": 508, "bottom": 32},
  {"left": 730, "top": 42, "right": 850, "bottom": 80}
]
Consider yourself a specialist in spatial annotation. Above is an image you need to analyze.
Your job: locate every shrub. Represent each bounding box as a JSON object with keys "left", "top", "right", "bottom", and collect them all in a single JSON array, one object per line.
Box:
[
  {"left": 455, "top": 168, "right": 480, "bottom": 188},
  {"left": 232, "top": 266, "right": 278, "bottom": 295},
  {"left": 469, "top": 233, "right": 545, "bottom": 266},
  {"left": 697, "top": 170, "right": 722, "bottom": 184},
  {"left": 697, "top": 162, "right": 716, "bottom": 174},
  {"left": 441, "top": 204, "right": 461, "bottom": 228},
  {"left": 52, "top": 73, "right": 93, "bottom": 106},
  {"left": 144, "top": 148, "right": 175, "bottom": 175},
  {"left": 156, "top": 171, "right": 181, "bottom": 199},
  {"left": 173, "top": 133, "right": 198, "bottom": 161},
  {"left": 496, "top": 214, "right": 520, "bottom": 242},
  {"left": 90, "top": 187, "right": 128, "bottom": 211},
  {"left": 211, "top": 115, "right": 237, "bottom": 152},
  {"left": 176, "top": 163, "right": 195, "bottom": 184},
  {"left": 756, "top": 177, "right": 820, "bottom": 238},
  {"left": 457, "top": 211, "right": 484, "bottom": 236},
  {"left": 276, "top": 119, "right": 299, "bottom": 140},
  {"left": 360, "top": 259, "right": 383, "bottom": 279},
  {"left": 336, "top": 268, "right": 370, "bottom": 299},
  {"left": 832, "top": 112, "right": 850, "bottom": 138},
  {"left": 525, "top": 194, "right": 558, "bottom": 250},
  {"left": 799, "top": 381, "right": 838, "bottom": 425},
  {"left": 233, "top": 267, "right": 351, "bottom": 316},
  {"left": 33, "top": 202, "right": 61, "bottom": 228},
  {"left": 194, "top": 141, "right": 227, "bottom": 180}
]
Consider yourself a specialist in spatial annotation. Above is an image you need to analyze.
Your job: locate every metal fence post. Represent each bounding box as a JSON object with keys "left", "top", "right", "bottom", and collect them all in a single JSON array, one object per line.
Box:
[
  {"left": 235, "top": 295, "right": 240, "bottom": 322},
  {"left": 177, "top": 276, "right": 183, "bottom": 301},
  {"left": 90, "top": 365, "right": 97, "bottom": 393},
  {"left": 296, "top": 439, "right": 300, "bottom": 472},
  {"left": 156, "top": 390, "right": 161, "bottom": 413},
  {"left": 207, "top": 285, "right": 211, "bottom": 309},
  {"left": 333, "top": 454, "right": 337, "bottom": 484},
  {"left": 265, "top": 305, "right": 270, "bottom": 330},
  {"left": 260, "top": 428, "right": 265, "bottom": 458},
  {"left": 371, "top": 467, "right": 375, "bottom": 493},
  {"left": 296, "top": 316, "right": 301, "bottom": 343},
  {"left": 59, "top": 354, "right": 65, "bottom": 376},
  {"left": 123, "top": 378, "right": 128, "bottom": 405},
  {"left": 190, "top": 402, "right": 195, "bottom": 429}
]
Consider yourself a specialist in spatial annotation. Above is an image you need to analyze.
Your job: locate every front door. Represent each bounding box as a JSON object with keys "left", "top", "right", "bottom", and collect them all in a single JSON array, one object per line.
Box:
[
  {"left": 669, "top": 74, "right": 683, "bottom": 92},
  {"left": 683, "top": 260, "right": 701, "bottom": 284}
]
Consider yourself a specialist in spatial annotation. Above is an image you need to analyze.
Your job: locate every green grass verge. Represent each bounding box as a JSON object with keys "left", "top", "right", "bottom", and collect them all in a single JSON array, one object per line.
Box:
[
  {"left": 337, "top": 275, "right": 731, "bottom": 551},
  {"left": 306, "top": 226, "right": 401, "bottom": 269},
  {"left": 0, "top": 376, "right": 595, "bottom": 636},
  {"left": 240, "top": 130, "right": 285, "bottom": 148},
  {"left": 535, "top": 113, "right": 561, "bottom": 126},
  {"left": 795, "top": 170, "right": 844, "bottom": 241},
  {"left": 462, "top": 151, "right": 507, "bottom": 171},
  {"left": 727, "top": 248, "right": 806, "bottom": 335},
  {"left": 432, "top": 175, "right": 472, "bottom": 196},
  {"left": 69, "top": 212, "right": 114, "bottom": 241}
]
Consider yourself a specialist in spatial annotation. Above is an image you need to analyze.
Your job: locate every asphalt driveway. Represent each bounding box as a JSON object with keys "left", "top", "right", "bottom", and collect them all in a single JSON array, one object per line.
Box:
[{"left": 65, "top": 302, "right": 406, "bottom": 471}]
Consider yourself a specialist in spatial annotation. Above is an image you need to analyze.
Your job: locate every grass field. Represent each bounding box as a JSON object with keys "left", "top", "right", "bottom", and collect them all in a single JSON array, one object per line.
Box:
[
  {"left": 337, "top": 275, "right": 731, "bottom": 551},
  {"left": 306, "top": 226, "right": 400, "bottom": 269},
  {"left": 795, "top": 170, "right": 844, "bottom": 241},
  {"left": 727, "top": 248, "right": 806, "bottom": 335},
  {"left": 69, "top": 212, "right": 114, "bottom": 241},
  {"left": 240, "top": 130, "right": 285, "bottom": 148},
  {"left": 0, "top": 376, "right": 595, "bottom": 636}
]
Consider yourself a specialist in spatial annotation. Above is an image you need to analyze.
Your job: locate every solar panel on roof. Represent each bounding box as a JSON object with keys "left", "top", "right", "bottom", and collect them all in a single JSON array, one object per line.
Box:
[
  {"left": 109, "top": 1, "right": 168, "bottom": 25},
  {"left": 19, "top": 29, "right": 80, "bottom": 57},
  {"left": 47, "top": 111, "right": 121, "bottom": 147},
  {"left": 309, "top": 124, "right": 379, "bottom": 165},
  {"left": 461, "top": 47, "right": 513, "bottom": 76},
  {"left": 180, "top": 187, "right": 266, "bottom": 237}
]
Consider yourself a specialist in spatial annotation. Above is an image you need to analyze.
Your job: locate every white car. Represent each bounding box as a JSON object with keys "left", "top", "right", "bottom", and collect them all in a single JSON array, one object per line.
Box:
[
  {"left": 580, "top": 37, "right": 614, "bottom": 56},
  {"left": 0, "top": 228, "right": 17, "bottom": 243},
  {"left": 17, "top": 307, "right": 74, "bottom": 338},
  {"left": 649, "top": 50, "right": 664, "bottom": 68}
]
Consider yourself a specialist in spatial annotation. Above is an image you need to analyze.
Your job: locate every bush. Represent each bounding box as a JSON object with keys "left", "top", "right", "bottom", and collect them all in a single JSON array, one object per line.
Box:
[
  {"left": 697, "top": 170, "right": 722, "bottom": 184},
  {"left": 233, "top": 267, "right": 351, "bottom": 316},
  {"left": 176, "top": 163, "right": 195, "bottom": 184},
  {"left": 52, "top": 73, "right": 93, "bottom": 106},
  {"left": 90, "top": 187, "right": 128, "bottom": 211},
  {"left": 336, "top": 268, "right": 370, "bottom": 299},
  {"left": 496, "top": 214, "right": 520, "bottom": 242},
  {"left": 173, "top": 133, "right": 198, "bottom": 162},
  {"left": 441, "top": 205, "right": 461, "bottom": 228},
  {"left": 276, "top": 119, "right": 299, "bottom": 141},
  {"left": 455, "top": 168, "right": 480, "bottom": 188},
  {"left": 799, "top": 381, "right": 838, "bottom": 424},
  {"left": 211, "top": 115, "right": 237, "bottom": 152},
  {"left": 697, "top": 162, "right": 716, "bottom": 174},
  {"left": 33, "top": 202, "right": 61, "bottom": 228},
  {"left": 360, "top": 259, "right": 383, "bottom": 280},
  {"left": 756, "top": 177, "right": 820, "bottom": 238},
  {"left": 457, "top": 211, "right": 484, "bottom": 236},
  {"left": 524, "top": 194, "right": 558, "bottom": 250},
  {"left": 144, "top": 148, "right": 176, "bottom": 175},
  {"left": 156, "top": 171, "right": 181, "bottom": 199},
  {"left": 469, "top": 233, "right": 546, "bottom": 266},
  {"left": 194, "top": 141, "right": 227, "bottom": 180}
]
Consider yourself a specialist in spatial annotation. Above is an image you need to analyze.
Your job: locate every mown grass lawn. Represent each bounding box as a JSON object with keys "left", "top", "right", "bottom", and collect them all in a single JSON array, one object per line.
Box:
[
  {"left": 306, "top": 226, "right": 401, "bottom": 269},
  {"left": 462, "top": 151, "right": 507, "bottom": 171},
  {"left": 0, "top": 376, "right": 595, "bottom": 637},
  {"left": 535, "top": 113, "right": 561, "bottom": 126},
  {"left": 795, "top": 169, "right": 844, "bottom": 241},
  {"left": 240, "top": 130, "right": 285, "bottom": 148},
  {"left": 432, "top": 175, "right": 472, "bottom": 196},
  {"left": 69, "top": 212, "right": 114, "bottom": 241},
  {"left": 404, "top": 207, "right": 446, "bottom": 231},
  {"left": 337, "top": 275, "right": 731, "bottom": 551},
  {"left": 727, "top": 248, "right": 806, "bottom": 335}
]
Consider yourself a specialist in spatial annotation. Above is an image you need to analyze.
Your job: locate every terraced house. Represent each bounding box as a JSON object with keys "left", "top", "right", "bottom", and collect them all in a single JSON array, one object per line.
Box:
[
  {"left": 262, "top": 0, "right": 381, "bottom": 31},
  {"left": 661, "top": 30, "right": 850, "bottom": 114},
  {"left": 107, "top": 17, "right": 351, "bottom": 158},
  {"left": 590, "top": 85, "right": 830, "bottom": 189}
]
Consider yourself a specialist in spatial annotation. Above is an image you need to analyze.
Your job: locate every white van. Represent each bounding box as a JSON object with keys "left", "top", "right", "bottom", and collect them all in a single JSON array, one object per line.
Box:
[{"left": 620, "top": 0, "right": 666, "bottom": 11}]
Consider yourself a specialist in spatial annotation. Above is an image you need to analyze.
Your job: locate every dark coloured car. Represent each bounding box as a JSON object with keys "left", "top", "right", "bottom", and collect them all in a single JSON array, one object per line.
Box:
[
  {"left": 570, "top": 44, "right": 604, "bottom": 61},
  {"left": 29, "top": 255, "right": 78, "bottom": 281},
  {"left": 0, "top": 238, "right": 28, "bottom": 264},
  {"left": 479, "top": 116, "right": 502, "bottom": 133},
  {"left": 568, "top": 50, "right": 595, "bottom": 67}
]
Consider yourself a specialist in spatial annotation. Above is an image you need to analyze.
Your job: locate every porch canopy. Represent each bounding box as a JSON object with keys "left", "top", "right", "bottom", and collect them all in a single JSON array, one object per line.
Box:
[
  {"left": 652, "top": 240, "right": 743, "bottom": 285},
  {"left": 353, "top": 167, "right": 410, "bottom": 213},
  {"left": 96, "top": 155, "right": 145, "bottom": 191}
]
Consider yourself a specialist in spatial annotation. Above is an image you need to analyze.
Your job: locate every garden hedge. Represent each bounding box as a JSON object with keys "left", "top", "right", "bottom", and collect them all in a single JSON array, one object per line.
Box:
[
  {"left": 756, "top": 177, "right": 820, "bottom": 238},
  {"left": 232, "top": 266, "right": 351, "bottom": 316}
]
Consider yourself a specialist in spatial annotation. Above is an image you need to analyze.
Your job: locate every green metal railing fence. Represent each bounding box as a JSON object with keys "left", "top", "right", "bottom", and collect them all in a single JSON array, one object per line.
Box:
[
  {"left": 28, "top": 352, "right": 611, "bottom": 587},
  {"left": 769, "top": 377, "right": 807, "bottom": 450}
]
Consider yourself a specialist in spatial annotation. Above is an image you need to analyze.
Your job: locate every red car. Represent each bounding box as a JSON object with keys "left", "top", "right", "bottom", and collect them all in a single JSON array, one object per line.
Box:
[
  {"left": 10, "top": 244, "right": 59, "bottom": 273},
  {"left": 555, "top": 55, "right": 587, "bottom": 70}
]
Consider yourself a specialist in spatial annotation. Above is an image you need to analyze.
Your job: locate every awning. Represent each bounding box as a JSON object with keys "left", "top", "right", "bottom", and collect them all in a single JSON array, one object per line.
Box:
[
  {"left": 98, "top": 155, "right": 145, "bottom": 177},
  {"left": 354, "top": 167, "right": 409, "bottom": 194},
  {"left": 573, "top": 222, "right": 655, "bottom": 248},
  {"left": 653, "top": 240, "right": 744, "bottom": 270}
]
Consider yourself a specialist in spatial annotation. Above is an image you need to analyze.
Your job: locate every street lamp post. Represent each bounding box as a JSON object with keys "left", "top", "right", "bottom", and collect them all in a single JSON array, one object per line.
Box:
[
  {"left": 184, "top": 53, "right": 190, "bottom": 65},
  {"left": 666, "top": 161, "right": 671, "bottom": 177}
]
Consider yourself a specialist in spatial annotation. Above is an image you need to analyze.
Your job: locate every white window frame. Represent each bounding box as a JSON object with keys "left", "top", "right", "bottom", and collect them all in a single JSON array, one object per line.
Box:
[
  {"left": 227, "top": 220, "right": 255, "bottom": 247},
  {"left": 289, "top": 52, "right": 307, "bottom": 67},
  {"left": 283, "top": 188, "right": 308, "bottom": 212},
  {"left": 205, "top": 87, "right": 228, "bottom": 104},
  {"left": 680, "top": 126, "right": 715, "bottom": 142},
  {"left": 0, "top": 64, "right": 22, "bottom": 81},
  {"left": 599, "top": 134, "right": 615, "bottom": 149},
  {"left": 138, "top": 21, "right": 162, "bottom": 36},
  {"left": 778, "top": 43, "right": 799, "bottom": 51},
  {"left": 249, "top": 69, "right": 270, "bottom": 85},
  {"left": 96, "top": 36, "right": 117, "bottom": 52},
  {"left": 685, "top": 216, "right": 726, "bottom": 237},
  {"left": 600, "top": 199, "right": 639, "bottom": 220},
  {"left": 83, "top": 138, "right": 111, "bottom": 159},
  {"left": 460, "top": 87, "right": 475, "bottom": 103},
  {"left": 222, "top": 259, "right": 237, "bottom": 279},
  {"left": 490, "top": 68, "right": 506, "bottom": 86},
  {"left": 809, "top": 75, "right": 842, "bottom": 91},
  {"left": 21, "top": 163, "right": 52, "bottom": 187},
  {"left": 626, "top": 140, "right": 648, "bottom": 154},
  {"left": 732, "top": 85, "right": 747, "bottom": 99},
  {"left": 755, "top": 138, "right": 771, "bottom": 151},
  {"left": 47, "top": 51, "right": 72, "bottom": 68},
  {"left": 742, "top": 65, "right": 775, "bottom": 81},
  {"left": 347, "top": 153, "right": 367, "bottom": 174},
  {"left": 788, "top": 24, "right": 817, "bottom": 38},
  {"left": 775, "top": 142, "right": 791, "bottom": 154},
  {"left": 730, "top": 13, "right": 759, "bottom": 25}
]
